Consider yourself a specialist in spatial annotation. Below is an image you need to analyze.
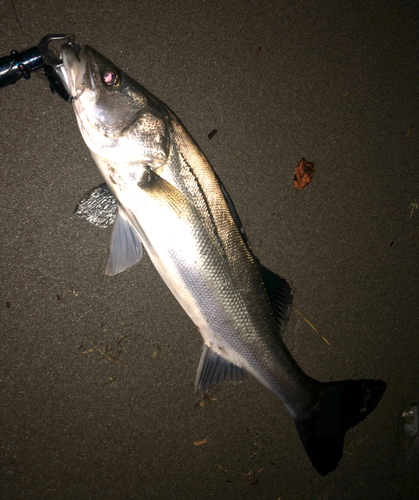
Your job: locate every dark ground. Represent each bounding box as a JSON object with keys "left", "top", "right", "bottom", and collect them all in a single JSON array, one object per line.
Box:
[{"left": 1, "top": 1, "right": 418, "bottom": 499}]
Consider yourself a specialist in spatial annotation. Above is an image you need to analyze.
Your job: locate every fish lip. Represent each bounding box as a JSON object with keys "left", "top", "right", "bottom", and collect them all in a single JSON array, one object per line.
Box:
[
  {"left": 58, "top": 44, "right": 98, "bottom": 151},
  {"left": 60, "top": 44, "right": 90, "bottom": 97}
]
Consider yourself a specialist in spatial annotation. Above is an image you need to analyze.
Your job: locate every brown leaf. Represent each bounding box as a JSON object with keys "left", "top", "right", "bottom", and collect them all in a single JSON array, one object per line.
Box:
[{"left": 294, "top": 158, "right": 315, "bottom": 190}]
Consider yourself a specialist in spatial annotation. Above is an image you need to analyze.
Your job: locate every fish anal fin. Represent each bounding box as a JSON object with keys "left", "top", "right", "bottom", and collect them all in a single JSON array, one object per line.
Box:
[
  {"left": 106, "top": 207, "right": 143, "bottom": 275},
  {"left": 195, "top": 345, "right": 248, "bottom": 394}
]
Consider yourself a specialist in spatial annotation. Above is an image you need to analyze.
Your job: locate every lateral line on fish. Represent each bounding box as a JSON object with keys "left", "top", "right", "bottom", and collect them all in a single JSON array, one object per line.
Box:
[
  {"left": 292, "top": 307, "right": 330, "bottom": 345},
  {"left": 179, "top": 150, "right": 223, "bottom": 250}
]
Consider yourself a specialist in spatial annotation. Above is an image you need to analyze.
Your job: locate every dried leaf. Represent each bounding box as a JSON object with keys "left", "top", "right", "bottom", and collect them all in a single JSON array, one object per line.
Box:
[
  {"left": 294, "top": 158, "right": 315, "bottom": 190},
  {"left": 193, "top": 438, "right": 207, "bottom": 446}
]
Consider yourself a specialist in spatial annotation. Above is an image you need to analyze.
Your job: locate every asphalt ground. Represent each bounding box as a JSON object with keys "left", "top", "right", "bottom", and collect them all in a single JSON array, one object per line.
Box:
[{"left": 1, "top": 1, "right": 418, "bottom": 499}]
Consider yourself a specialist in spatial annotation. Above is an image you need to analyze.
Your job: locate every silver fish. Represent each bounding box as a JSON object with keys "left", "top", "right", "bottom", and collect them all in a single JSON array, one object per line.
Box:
[{"left": 59, "top": 44, "right": 386, "bottom": 475}]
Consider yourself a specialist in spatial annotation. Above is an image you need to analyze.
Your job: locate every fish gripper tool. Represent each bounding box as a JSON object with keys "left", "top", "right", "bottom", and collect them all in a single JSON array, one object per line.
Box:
[{"left": 0, "top": 34, "right": 80, "bottom": 101}]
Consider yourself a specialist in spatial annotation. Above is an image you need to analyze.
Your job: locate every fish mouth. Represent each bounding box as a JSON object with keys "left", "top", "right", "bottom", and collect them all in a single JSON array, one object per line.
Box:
[
  {"left": 60, "top": 44, "right": 92, "bottom": 99},
  {"left": 59, "top": 44, "right": 101, "bottom": 154}
]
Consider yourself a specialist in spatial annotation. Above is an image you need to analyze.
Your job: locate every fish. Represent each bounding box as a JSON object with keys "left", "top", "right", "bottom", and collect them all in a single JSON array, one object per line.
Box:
[{"left": 58, "top": 43, "right": 386, "bottom": 475}]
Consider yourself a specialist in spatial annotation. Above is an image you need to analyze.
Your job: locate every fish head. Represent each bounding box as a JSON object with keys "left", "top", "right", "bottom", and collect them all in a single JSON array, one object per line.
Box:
[{"left": 59, "top": 44, "right": 169, "bottom": 165}]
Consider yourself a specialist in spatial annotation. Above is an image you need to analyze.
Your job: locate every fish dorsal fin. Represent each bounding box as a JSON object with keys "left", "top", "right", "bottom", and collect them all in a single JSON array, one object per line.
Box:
[
  {"left": 106, "top": 207, "right": 143, "bottom": 275},
  {"left": 195, "top": 345, "right": 248, "bottom": 394},
  {"left": 75, "top": 183, "right": 117, "bottom": 228},
  {"left": 260, "top": 266, "right": 293, "bottom": 335}
]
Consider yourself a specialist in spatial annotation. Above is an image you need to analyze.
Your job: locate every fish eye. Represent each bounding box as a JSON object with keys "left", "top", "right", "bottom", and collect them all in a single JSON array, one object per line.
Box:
[{"left": 102, "top": 68, "right": 120, "bottom": 87}]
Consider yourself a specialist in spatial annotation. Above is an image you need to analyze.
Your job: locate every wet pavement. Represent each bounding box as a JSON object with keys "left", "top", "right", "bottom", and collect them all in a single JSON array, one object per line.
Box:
[{"left": 1, "top": 1, "right": 418, "bottom": 499}]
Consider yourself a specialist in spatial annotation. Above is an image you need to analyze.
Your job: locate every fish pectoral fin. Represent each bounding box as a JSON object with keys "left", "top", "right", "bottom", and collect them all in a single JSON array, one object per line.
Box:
[
  {"left": 75, "top": 183, "right": 117, "bottom": 228},
  {"left": 106, "top": 207, "right": 143, "bottom": 275},
  {"left": 260, "top": 265, "right": 293, "bottom": 336},
  {"left": 195, "top": 344, "right": 248, "bottom": 394},
  {"left": 140, "top": 168, "right": 196, "bottom": 219}
]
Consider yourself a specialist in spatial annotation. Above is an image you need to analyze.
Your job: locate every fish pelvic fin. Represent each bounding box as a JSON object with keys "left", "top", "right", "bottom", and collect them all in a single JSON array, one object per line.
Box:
[
  {"left": 195, "top": 345, "right": 248, "bottom": 394},
  {"left": 106, "top": 207, "right": 143, "bottom": 275},
  {"left": 294, "top": 379, "right": 387, "bottom": 475}
]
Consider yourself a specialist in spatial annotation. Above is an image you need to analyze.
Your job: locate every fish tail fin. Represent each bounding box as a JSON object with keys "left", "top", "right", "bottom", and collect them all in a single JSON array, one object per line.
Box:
[{"left": 294, "top": 379, "right": 387, "bottom": 475}]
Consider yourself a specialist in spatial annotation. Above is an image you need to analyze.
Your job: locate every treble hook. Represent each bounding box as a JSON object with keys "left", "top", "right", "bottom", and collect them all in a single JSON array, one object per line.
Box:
[{"left": 68, "top": 83, "right": 86, "bottom": 103}]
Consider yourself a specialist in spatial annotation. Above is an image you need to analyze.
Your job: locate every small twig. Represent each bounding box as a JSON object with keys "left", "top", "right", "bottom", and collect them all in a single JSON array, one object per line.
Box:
[
  {"left": 410, "top": 199, "right": 418, "bottom": 219},
  {"left": 193, "top": 438, "right": 207, "bottom": 446},
  {"left": 90, "top": 341, "right": 118, "bottom": 363},
  {"left": 293, "top": 307, "right": 330, "bottom": 345},
  {"left": 250, "top": 448, "right": 259, "bottom": 459}
]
